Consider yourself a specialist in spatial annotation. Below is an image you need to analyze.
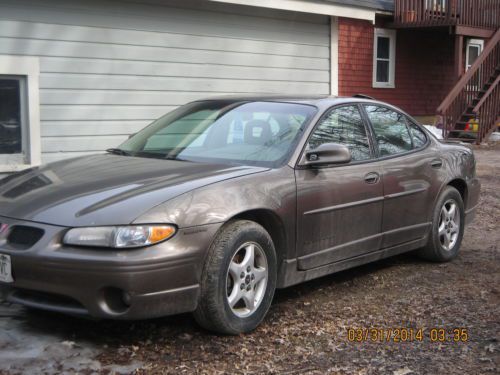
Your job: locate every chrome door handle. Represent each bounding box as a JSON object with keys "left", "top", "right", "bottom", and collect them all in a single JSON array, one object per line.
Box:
[
  {"left": 364, "top": 172, "right": 380, "bottom": 184},
  {"left": 430, "top": 159, "right": 443, "bottom": 168}
]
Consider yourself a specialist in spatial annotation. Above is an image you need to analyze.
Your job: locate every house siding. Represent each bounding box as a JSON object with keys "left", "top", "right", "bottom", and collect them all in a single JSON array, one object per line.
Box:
[
  {"left": 338, "top": 17, "right": 456, "bottom": 117},
  {"left": 0, "top": 0, "right": 330, "bottom": 164}
]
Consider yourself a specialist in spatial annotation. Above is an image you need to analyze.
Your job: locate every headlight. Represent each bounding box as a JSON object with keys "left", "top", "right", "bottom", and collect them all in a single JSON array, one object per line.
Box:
[{"left": 63, "top": 225, "right": 176, "bottom": 248}]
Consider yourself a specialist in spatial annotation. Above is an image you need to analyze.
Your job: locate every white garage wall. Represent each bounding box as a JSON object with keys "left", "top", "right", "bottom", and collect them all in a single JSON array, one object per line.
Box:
[{"left": 0, "top": 0, "right": 330, "bottom": 164}]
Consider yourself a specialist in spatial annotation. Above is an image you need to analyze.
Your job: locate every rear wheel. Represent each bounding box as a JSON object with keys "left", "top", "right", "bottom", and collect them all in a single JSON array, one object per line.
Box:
[
  {"left": 194, "top": 220, "right": 276, "bottom": 334},
  {"left": 418, "top": 186, "right": 465, "bottom": 262}
]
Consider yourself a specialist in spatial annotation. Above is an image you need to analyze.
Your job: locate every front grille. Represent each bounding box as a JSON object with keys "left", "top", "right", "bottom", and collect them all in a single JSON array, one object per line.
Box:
[{"left": 7, "top": 225, "right": 45, "bottom": 249}]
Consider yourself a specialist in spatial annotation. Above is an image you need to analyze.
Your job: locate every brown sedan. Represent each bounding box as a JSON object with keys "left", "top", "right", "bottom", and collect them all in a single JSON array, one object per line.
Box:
[{"left": 0, "top": 96, "right": 480, "bottom": 334}]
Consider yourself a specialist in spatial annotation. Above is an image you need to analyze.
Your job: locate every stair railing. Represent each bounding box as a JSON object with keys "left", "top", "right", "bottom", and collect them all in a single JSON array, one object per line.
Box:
[
  {"left": 437, "top": 28, "right": 500, "bottom": 139},
  {"left": 473, "top": 73, "right": 500, "bottom": 143}
]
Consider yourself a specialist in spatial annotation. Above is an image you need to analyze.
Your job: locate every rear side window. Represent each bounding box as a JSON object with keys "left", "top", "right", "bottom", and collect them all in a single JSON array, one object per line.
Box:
[
  {"left": 308, "top": 105, "right": 371, "bottom": 161},
  {"left": 364, "top": 105, "right": 412, "bottom": 156},
  {"left": 407, "top": 120, "right": 427, "bottom": 149}
]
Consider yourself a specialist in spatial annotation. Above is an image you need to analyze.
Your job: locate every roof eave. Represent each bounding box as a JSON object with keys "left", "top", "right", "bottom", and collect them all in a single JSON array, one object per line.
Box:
[{"left": 207, "top": 0, "right": 376, "bottom": 22}]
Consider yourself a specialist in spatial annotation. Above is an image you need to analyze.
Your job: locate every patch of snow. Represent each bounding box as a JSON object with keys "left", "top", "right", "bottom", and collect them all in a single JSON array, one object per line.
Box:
[
  {"left": 489, "top": 132, "right": 500, "bottom": 142},
  {"left": 0, "top": 302, "right": 142, "bottom": 374},
  {"left": 423, "top": 125, "right": 443, "bottom": 139}
]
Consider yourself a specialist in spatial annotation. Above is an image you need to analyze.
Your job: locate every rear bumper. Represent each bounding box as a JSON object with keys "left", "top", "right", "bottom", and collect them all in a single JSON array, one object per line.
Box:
[{"left": 0, "top": 216, "right": 220, "bottom": 319}]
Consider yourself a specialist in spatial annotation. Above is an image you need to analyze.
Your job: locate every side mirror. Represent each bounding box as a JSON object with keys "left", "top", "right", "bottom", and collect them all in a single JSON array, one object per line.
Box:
[{"left": 300, "top": 143, "right": 351, "bottom": 166}]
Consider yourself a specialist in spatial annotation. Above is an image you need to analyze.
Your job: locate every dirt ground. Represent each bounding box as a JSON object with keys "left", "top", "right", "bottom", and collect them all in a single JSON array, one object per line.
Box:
[{"left": 0, "top": 146, "right": 499, "bottom": 375}]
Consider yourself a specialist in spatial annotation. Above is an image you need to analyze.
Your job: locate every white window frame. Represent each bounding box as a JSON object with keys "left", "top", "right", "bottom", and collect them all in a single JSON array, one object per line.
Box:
[
  {"left": 372, "top": 28, "right": 396, "bottom": 89},
  {"left": 0, "top": 56, "right": 41, "bottom": 172}
]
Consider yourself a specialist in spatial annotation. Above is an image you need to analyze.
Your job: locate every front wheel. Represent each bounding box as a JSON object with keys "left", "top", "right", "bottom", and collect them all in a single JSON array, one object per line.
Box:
[
  {"left": 194, "top": 220, "right": 277, "bottom": 334},
  {"left": 418, "top": 186, "right": 465, "bottom": 262}
]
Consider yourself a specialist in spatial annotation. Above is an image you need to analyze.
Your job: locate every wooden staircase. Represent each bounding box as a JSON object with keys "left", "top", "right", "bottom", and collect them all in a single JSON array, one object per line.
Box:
[{"left": 437, "top": 28, "right": 500, "bottom": 144}]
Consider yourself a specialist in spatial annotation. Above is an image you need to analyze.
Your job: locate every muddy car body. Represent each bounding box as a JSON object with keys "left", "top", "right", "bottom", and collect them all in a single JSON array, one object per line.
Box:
[{"left": 0, "top": 96, "right": 480, "bottom": 334}]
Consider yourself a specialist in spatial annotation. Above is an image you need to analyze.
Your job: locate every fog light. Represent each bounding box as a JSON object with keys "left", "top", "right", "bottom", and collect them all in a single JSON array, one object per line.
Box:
[
  {"left": 122, "top": 291, "right": 132, "bottom": 306},
  {"left": 100, "top": 287, "right": 130, "bottom": 314}
]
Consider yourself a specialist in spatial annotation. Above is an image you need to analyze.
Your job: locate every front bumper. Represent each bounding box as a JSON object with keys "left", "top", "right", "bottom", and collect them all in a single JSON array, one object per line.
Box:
[{"left": 0, "top": 216, "right": 220, "bottom": 319}]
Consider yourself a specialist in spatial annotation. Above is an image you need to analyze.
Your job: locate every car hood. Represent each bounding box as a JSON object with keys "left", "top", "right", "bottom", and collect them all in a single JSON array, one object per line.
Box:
[{"left": 0, "top": 154, "right": 268, "bottom": 226}]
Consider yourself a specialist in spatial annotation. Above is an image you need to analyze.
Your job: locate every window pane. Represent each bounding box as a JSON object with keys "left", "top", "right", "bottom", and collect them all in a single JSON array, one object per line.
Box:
[
  {"left": 308, "top": 105, "right": 371, "bottom": 161},
  {"left": 377, "top": 37, "right": 390, "bottom": 59},
  {"left": 467, "top": 45, "right": 480, "bottom": 65},
  {"left": 365, "top": 105, "right": 412, "bottom": 156},
  {"left": 376, "top": 60, "right": 389, "bottom": 83},
  {"left": 0, "top": 79, "right": 22, "bottom": 154},
  {"left": 408, "top": 121, "right": 427, "bottom": 148}
]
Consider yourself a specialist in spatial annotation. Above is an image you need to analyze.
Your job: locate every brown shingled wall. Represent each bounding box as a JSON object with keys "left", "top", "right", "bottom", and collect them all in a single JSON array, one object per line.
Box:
[{"left": 338, "top": 17, "right": 457, "bottom": 116}]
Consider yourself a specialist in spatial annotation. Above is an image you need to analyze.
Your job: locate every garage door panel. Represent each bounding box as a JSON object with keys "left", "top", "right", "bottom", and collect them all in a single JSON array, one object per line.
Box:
[{"left": 0, "top": 0, "right": 330, "bottom": 162}]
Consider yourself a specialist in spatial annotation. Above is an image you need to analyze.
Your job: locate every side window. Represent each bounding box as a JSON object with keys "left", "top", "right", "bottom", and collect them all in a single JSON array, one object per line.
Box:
[
  {"left": 0, "top": 78, "right": 23, "bottom": 155},
  {"left": 308, "top": 105, "right": 371, "bottom": 161},
  {"left": 0, "top": 56, "right": 41, "bottom": 173},
  {"left": 364, "top": 105, "right": 412, "bottom": 156},
  {"left": 407, "top": 120, "right": 427, "bottom": 149},
  {"left": 373, "top": 29, "right": 396, "bottom": 88}
]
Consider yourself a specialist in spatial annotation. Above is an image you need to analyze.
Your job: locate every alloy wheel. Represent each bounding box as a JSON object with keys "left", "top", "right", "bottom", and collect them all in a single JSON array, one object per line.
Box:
[
  {"left": 226, "top": 242, "right": 268, "bottom": 318},
  {"left": 438, "top": 199, "right": 461, "bottom": 251}
]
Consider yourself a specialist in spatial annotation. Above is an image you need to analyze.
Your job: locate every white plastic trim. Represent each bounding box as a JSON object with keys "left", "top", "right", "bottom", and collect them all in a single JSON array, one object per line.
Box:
[{"left": 330, "top": 16, "right": 339, "bottom": 96}]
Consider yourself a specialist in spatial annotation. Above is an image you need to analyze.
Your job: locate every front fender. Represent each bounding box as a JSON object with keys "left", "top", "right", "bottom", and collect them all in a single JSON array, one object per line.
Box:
[
  {"left": 133, "top": 166, "right": 297, "bottom": 257},
  {"left": 134, "top": 167, "right": 294, "bottom": 226}
]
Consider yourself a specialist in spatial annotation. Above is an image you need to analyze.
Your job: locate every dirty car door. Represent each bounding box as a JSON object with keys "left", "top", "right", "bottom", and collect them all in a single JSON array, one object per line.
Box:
[{"left": 295, "top": 105, "right": 384, "bottom": 270}]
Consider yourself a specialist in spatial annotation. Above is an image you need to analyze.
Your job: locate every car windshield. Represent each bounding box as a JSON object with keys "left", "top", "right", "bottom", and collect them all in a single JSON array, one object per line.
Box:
[{"left": 118, "top": 100, "right": 317, "bottom": 167}]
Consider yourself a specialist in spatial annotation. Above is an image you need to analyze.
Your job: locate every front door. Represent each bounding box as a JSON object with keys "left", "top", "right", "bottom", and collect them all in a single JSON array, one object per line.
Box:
[
  {"left": 295, "top": 105, "right": 384, "bottom": 270},
  {"left": 466, "top": 39, "right": 484, "bottom": 90},
  {"left": 466, "top": 39, "right": 484, "bottom": 71}
]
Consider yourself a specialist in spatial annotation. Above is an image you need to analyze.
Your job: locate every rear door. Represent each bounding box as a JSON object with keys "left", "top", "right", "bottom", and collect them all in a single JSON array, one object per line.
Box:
[
  {"left": 295, "top": 104, "right": 384, "bottom": 270},
  {"left": 362, "top": 105, "right": 440, "bottom": 248}
]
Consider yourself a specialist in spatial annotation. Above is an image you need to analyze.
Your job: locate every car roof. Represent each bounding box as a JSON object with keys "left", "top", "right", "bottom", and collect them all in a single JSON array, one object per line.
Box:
[
  {"left": 193, "top": 94, "right": 370, "bottom": 104},
  {"left": 194, "top": 94, "right": 398, "bottom": 110}
]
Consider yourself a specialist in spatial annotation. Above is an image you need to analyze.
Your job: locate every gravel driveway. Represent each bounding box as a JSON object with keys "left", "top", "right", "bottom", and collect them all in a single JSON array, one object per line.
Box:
[{"left": 1, "top": 146, "right": 499, "bottom": 375}]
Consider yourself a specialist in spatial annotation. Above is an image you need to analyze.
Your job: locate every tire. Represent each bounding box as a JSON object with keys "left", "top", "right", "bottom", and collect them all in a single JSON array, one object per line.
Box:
[
  {"left": 418, "top": 186, "right": 465, "bottom": 262},
  {"left": 194, "top": 220, "right": 277, "bottom": 334}
]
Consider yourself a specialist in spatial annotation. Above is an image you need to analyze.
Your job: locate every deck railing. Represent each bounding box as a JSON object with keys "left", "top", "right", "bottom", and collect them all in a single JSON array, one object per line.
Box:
[
  {"left": 437, "top": 28, "right": 500, "bottom": 142},
  {"left": 394, "top": 0, "right": 500, "bottom": 29}
]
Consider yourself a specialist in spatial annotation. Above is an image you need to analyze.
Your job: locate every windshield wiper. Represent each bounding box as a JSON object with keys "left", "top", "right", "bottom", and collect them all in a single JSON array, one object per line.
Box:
[
  {"left": 106, "top": 148, "right": 189, "bottom": 161},
  {"left": 106, "top": 148, "right": 133, "bottom": 156},
  {"left": 165, "top": 155, "right": 189, "bottom": 162}
]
